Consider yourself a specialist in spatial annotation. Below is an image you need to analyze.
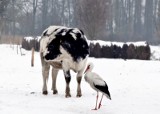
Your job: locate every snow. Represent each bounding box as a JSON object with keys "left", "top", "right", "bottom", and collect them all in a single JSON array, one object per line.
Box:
[
  {"left": 24, "top": 36, "right": 41, "bottom": 42},
  {"left": 0, "top": 44, "right": 160, "bottom": 114},
  {"left": 150, "top": 45, "right": 160, "bottom": 60}
]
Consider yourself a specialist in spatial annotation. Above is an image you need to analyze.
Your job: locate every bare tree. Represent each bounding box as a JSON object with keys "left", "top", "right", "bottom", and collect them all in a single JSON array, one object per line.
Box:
[
  {"left": 156, "top": 0, "right": 160, "bottom": 40},
  {"left": 41, "top": 0, "right": 49, "bottom": 30},
  {"left": 113, "top": 0, "right": 135, "bottom": 41},
  {"left": 74, "top": 0, "right": 111, "bottom": 40},
  {"left": 67, "top": 0, "right": 72, "bottom": 26},
  {"left": 0, "top": 0, "right": 9, "bottom": 42},
  {"left": 144, "top": 0, "right": 154, "bottom": 40},
  {"left": 134, "top": 0, "right": 142, "bottom": 39},
  {"left": 11, "top": 0, "right": 15, "bottom": 38},
  {"left": 32, "top": 0, "right": 39, "bottom": 36},
  {"left": 1, "top": 0, "right": 160, "bottom": 44}
]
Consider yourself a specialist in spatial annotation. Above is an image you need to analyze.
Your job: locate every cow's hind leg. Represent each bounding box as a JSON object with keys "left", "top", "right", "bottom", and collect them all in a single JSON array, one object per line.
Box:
[
  {"left": 64, "top": 70, "right": 71, "bottom": 97},
  {"left": 42, "top": 63, "right": 50, "bottom": 95},
  {"left": 52, "top": 68, "right": 59, "bottom": 94},
  {"left": 41, "top": 53, "right": 50, "bottom": 95}
]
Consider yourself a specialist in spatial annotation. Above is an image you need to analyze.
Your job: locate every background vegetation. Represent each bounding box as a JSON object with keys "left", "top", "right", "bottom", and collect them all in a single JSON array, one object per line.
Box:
[{"left": 0, "top": 0, "right": 160, "bottom": 44}]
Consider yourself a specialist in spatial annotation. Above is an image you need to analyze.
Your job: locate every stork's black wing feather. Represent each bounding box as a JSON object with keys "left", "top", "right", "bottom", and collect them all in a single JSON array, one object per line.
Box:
[{"left": 93, "top": 82, "right": 111, "bottom": 99}]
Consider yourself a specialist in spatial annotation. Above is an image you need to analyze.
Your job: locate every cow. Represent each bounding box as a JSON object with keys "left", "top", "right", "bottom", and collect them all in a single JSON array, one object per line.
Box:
[{"left": 40, "top": 26, "right": 89, "bottom": 97}]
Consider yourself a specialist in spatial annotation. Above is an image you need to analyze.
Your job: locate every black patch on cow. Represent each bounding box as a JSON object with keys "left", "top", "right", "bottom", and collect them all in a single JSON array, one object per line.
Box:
[
  {"left": 65, "top": 71, "right": 71, "bottom": 84},
  {"left": 60, "top": 29, "right": 89, "bottom": 61},
  {"left": 56, "top": 29, "right": 67, "bottom": 35},
  {"left": 66, "top": 29, "right": 74, "bottom": 34},
  {"left": 45, "top": 37, "right": 61, "bottom": 60},
  {"left": 94, "top": 82, "right": 111, "bottom": 99},
  {"left": 54, "top": 28, "right": 59, "bottom": 32},
  {"left": 44, "top": 28, "right": 89, "bottom": 62}
]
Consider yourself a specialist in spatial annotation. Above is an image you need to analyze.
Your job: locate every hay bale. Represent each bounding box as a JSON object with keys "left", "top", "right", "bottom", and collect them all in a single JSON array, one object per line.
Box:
[
  {"left": 89, "top": 43, "right": 95, "bottom": 57},
  {"left": 101, "top": 45, "right": 112, "bottom": 58},
  {"left": 112, "top": 44, "right": 121, "bottom": 58},
  {"left": 136, "top": 44, "right": 150, "bottom": 60},
  {"left": 92, "top": 43, "right": 101, "bottom": 58},
  {"left": 127, "top": 43, "right": 136, "bottom": 59},
  {"left": 121, "top": 44, "right": 128, "bottom": 60},
  {"left": 88, "top": 41, "right": 150, "bottom": 60},
  {"left": 21, "top": 36, "right": 40, "bottom": 51}
]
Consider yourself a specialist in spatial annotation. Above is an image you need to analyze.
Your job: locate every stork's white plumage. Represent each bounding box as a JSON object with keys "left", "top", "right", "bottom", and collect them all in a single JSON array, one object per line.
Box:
[{"left": 84, "top": 62, "right": 111, "bottom": 110}]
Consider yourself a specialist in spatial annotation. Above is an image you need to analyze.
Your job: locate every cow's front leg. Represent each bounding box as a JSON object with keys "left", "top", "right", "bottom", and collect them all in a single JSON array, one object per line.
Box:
[
  {"left": 76, "top": 71, "right": 83, "bottom": 97},
  {"left": 76, "top": 76, "right": 82, "bottom": 97}
]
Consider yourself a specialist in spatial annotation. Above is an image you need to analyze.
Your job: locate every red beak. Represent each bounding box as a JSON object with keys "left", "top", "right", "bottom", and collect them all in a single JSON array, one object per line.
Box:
[{"left": 84, "top": 66, "right": 89, "bottom": 74}]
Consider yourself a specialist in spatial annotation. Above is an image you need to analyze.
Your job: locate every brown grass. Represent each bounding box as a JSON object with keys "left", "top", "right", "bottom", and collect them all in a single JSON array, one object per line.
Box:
[{"left": 0, "top": 35, "right": 23, "bottom": 45}]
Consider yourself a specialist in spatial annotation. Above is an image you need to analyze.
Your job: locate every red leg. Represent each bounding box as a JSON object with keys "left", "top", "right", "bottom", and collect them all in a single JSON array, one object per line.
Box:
[
  {"left": 98, "top": 94, "right": 104, "bottom": 109},
  {"left": 92, "top": 92, "right": 99, "bottom": 110}
]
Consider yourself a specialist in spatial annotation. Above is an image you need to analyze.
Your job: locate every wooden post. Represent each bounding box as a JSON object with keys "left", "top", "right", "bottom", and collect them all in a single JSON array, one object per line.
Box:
[
  {"left": 31, "top": 47, "right": 35, "bottom": 67},
  {"left": 17, "top": 45, "right": 19, "bottom": 55}
]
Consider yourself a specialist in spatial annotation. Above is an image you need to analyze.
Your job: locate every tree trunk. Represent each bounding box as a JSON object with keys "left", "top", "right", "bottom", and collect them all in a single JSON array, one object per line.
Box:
[
  {"left": 42, "top": 0, "right": 48, "bottom": 30},
  {"left": 32, "top": 0, "right": 38, "bottom": 36},
  {"left": 134, "top": 0, "right": 142, "bottom": 39},
  {"left": 74, "top": 0, "right": 109, "bottom": 40},
  {"left": 144, "top": 0, "right": 154, "bottom": 41}
]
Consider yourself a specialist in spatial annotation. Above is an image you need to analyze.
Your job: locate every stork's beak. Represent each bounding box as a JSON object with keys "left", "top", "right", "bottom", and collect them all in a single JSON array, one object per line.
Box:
[{"left": 84, "top": 66, "right": 89, "bottom": 74}]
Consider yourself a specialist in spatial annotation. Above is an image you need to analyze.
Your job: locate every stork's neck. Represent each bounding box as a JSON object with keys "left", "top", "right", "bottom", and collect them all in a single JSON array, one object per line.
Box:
[
  {"left": 86, "top": 68, "right": 93, "bottom": 73},
  {"left": 84, "top": 63, "right": 94, "bottom": 74}
]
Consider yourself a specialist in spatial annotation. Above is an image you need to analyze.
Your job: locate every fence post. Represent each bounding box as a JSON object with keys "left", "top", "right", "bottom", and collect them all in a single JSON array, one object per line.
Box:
[{"left": 31, "top": 47, "right": 35, "bottom": 67}]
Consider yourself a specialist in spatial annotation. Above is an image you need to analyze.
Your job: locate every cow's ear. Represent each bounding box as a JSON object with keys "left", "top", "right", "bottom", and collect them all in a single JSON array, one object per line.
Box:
[
  {"left": 66, "top": 29, "right": 73, "bottom": 35},
  {"left": 79, "top": 29, "right": 84, "bottom": 35},
  {"left": 43, "top": 30, "right": 48, "bottom": 36}
]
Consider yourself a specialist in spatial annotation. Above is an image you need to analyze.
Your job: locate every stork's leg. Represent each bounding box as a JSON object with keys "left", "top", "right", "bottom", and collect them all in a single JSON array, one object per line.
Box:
[
  {"left": 51, "top": 68, "right": 59, "bottom": 94},
  {"left": 98, "top": 94, "right": 104, "bottom": 109},
  {"left": 92, "top": 92, "right": 99, "bottom": 110}
]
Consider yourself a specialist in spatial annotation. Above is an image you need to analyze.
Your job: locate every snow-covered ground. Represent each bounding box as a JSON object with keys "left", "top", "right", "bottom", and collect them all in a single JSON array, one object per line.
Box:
[{"left": 0, "top": 44, "right": 160, "bottom": 114}]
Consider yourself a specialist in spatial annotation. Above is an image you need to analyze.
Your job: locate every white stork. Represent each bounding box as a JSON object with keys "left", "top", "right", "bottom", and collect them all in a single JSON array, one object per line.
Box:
[{"left": 84, "top": 62, "right": 111, "bottom": 110}]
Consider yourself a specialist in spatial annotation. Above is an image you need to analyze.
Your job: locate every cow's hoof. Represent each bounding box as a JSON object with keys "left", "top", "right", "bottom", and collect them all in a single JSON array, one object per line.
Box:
[
  {"left": 53, "top": 90, "right": 58, "bottom": 94},
  {"left": 76, "top": 91, "right": 82, "bottom": 97},
  {"left": 43, "top": 91, "right": 48, "bottom": 95},
  {"left": 76, "top": 94, "right": 82, "bottom": 97},
  {"left": 65, "top": 94, "right": 71, "bottom": 98}
]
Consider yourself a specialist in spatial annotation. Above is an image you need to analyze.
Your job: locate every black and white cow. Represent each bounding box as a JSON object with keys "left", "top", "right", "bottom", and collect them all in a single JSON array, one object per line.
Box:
[{"left": 40, "top": 26, "right": 89, "bottom": 97}]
